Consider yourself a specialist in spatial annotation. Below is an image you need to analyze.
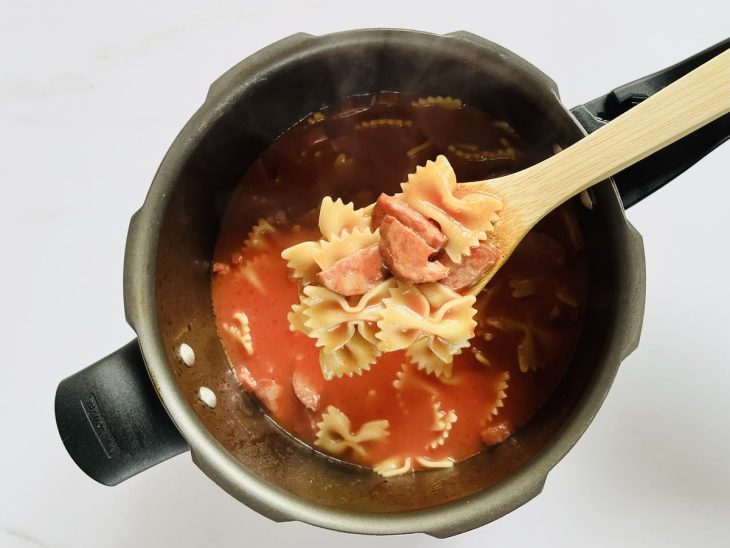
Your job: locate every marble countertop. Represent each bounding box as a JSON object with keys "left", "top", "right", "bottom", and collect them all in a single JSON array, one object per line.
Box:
[{"left": 1, "top": 1, "right": 728, "bottom": 547}]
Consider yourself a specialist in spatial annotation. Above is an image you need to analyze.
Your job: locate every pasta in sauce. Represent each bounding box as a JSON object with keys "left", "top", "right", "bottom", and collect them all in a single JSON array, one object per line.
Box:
[{"left": 212, "top": 93, "right": 587, "bottom": 475}]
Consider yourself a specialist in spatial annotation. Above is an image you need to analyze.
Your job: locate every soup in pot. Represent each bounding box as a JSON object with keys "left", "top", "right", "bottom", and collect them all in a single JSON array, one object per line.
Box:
[{"left": 212, "top": 92, "right": 588, "bottom": 476}]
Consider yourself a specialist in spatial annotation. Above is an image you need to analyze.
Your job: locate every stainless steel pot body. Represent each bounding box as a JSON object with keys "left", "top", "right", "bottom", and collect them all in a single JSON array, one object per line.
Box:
[{"left": 56, "top": 30, "right": 729, "bottom": 537}]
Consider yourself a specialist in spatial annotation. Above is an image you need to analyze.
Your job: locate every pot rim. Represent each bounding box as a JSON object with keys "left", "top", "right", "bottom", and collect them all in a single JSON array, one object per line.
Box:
[{"left": 123, "top": 28, "right": 645, "bottom": 537}]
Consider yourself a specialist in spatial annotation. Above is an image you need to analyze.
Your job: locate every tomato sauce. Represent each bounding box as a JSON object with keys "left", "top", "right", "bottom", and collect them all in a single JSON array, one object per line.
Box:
[{"left": 212, "top": 93, "right": 587, "bottom": 471}]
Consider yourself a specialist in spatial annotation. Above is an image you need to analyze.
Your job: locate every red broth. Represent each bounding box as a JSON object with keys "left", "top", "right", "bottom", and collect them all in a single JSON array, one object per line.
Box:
[{"left": 212, "top": 93, "right": 588, "bottom": 471}]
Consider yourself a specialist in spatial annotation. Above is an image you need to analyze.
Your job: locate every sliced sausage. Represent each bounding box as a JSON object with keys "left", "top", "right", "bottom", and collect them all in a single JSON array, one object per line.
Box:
[
  {"left": 371, "top": 194, "right": 446, "bottom": 251},
  {"left": 212, "top": 262, "right": 231, "bottom": 275},
  {"left": 481, "top": 421, "right": 512, "bottom": 446},
  {"left": 440, "top": 241, "right": 500, "bottom": 291},
  {"left": 254, "top": 378, "right": 282, "bottom": 414},
  {"left": 235, "top": 364, "right": 256, "bottom": 391},
  {"left": 317, "top": 244, "right": 385, "bottom": 296},
  {"left": 291, "top": 370, "right": 320, "bottom": 412},
  {"left": 379, "top": 215, "right": 449, "bottom": 283}
]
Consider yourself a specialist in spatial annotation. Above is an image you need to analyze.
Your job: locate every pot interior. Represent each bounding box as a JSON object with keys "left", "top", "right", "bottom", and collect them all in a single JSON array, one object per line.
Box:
[{"left": 152, "top": 31, "right": 625, "bottom": 514}]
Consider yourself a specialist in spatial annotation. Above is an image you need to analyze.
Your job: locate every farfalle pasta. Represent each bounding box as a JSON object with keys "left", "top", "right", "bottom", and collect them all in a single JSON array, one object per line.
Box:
[
  {"left": 311, "top": 227, "right": 380, "bottom": 270},
  {"left": 412, "top": 95, "right": 463, "bottom": 109},
  {"left": 392, "top": 362, "right": 440, "bottom": 397},
  {"left": 244, "top": 218, "right": 277, "bottom": 249},
  {"left": 281, "top": 240, "right": 321, "bottom": 284},
  {"left": 294, "top": 280, "right": 394, "bottom": 379},
  {"left": 315, "top": 405, "right": 389, "bottom": 458},
  {"left": 283, "top": 155, "right": 489, "bottom": 380},
  {"left": 488, "top": 372, "right": 510, "bottom": 418},
  {"left": 212, "top": 91, "right": 587, "bottom": 477},
  {"left": 486, "top": 317, "right": 542, "bottom": 373},
  {"left": 428, "top": 401, "right": 458, "bottom": 449},
  {"left": 377, "top": 282, "right": 477, "bottom": 377},
  {"left": 400, "top": 156, "right": 503, "bottom": 262},
  {"left": 281, "top": 226, "right": 379, "bottom": 285},
  {"left": 223, "top": 311, "right": 254, "bottom": 356},
  {"left": 373, "top": 454, "right": 454, "bottom": 477},
  {"left": 373, "top": 456, "right": 413, "bottom": 477},
  {"left": 318, "top": 197, "right": 371, "bottom": 240}
]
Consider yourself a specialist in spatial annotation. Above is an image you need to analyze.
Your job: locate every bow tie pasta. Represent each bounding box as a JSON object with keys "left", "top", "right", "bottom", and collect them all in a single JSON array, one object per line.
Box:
[
  {"left": 212, "top": 92, "right": 587, "bottom": 478},
  {"left": 283, "top": 155, "right": 495, "bottom": 381}
]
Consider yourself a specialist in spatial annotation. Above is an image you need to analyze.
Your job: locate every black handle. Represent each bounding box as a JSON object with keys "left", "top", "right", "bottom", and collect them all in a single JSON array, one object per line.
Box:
[
  {"left": 571, "top": 38, "right": 730, "bottom": 209},
  {"left": 55, "top": 340, "right": 189, "bottom": 485}
]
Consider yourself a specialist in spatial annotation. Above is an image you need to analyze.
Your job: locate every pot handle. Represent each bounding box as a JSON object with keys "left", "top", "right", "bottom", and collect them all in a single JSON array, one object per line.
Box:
[
  {"left": 55, "top": 340, "right": 189, "bottom": 485},
  {"left": 570, "top": 38, "right": 730, "bottom": 208}
]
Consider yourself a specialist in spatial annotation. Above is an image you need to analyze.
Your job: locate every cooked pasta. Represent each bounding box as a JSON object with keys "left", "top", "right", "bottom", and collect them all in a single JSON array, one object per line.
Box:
[
  {"left": 486, "top": 317, "right": 542, "bottom": 373},
  {"left": 308, "top": 111, "right": 325, "bottom": 124},
  {"left": 428, "top": 401, "right": 457, "bottom": 449},
  {"left": 488, "top": 372, "right": 510, "bottom": 418},
  {"left": 281, "top": 240, "right": 321, "bottom": 284},
  {"left": 315, "top": 405, "right": 389, "bottom": 458},
  {"left": 357, "top": 118, "right": 413, "bottom": 129},
  {"left": 555, "top": 288, "right": 579, "bottom": 307},
  {"left": 237, "top": 259, "right": 266, "bottom": 293},
  {"left": 406, "top": 140, "right": 432, "bottom": 158},
  {"left": 287, "top": 303, "right": 310, "bottom": 335},
  {"left": 447, "top": 144, "right": 517, "bottom": 162},
  {"left": 282, "top": 154, "right": 493, "bottom": 380},
  {"left": 318, "top": 197, "right": 371, "bottom": 240},
  {"left": 223, "top": 311, "right": 254, "bottom": 356},
  {"left": 312, "top": 227, "right": 380, "bottom": 270},
  {"left": 508, "top": 277, "right": 541, "bottom": 298},
  {"left": 400, "top": 156, "right": 503, "bottom": 262},
  {"left": 392, "top": 362, "right": 440, "bottom": 397},
  {"left": 317, "top": 336, "right": 380, "bottom": 380},
  {"left": 282, "top": 227, "right": 380, "bottom": 285},
  {"left": 373, "top": 456, "right": 413, "bottom": 477},
  {"left": 244, "top": 218, "right": 277, "bottom": 249},
  {"left": 412, "top": 96, "right": 463, "bottom": 109},
  {"left": 290, "top": 298, "right": 382, "bottom": 380},
  {"left": 292, "top": 280, "right": 394, "bottom": 379},
  {"left": 471, "top": 347, "right": 491, "bottom": 367},
  {"left": 374, "top": 454, "right": 454, "bottom": 478},
  {"left": 212, "top": 262, "right": 231, "bottom": 275},
  {"left": 415, "top": 456, "right": 454, "bottom": 469},
  {"left": 377, "top": 282, "right": 477, "bottom": 377},
  {"left": 212, "top": 91, "right": 587, "bottom": 475}
]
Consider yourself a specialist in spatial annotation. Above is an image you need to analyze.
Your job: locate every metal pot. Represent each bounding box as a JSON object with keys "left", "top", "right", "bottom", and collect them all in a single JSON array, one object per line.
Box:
[{"left": 54, "top": 30, "right": 730, "bottom": 537}]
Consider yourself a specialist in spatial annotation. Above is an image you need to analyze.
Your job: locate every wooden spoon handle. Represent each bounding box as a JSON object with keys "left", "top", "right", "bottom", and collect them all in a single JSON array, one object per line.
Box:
[{"left": 469, "top": 48, "right": 730, "bottom": 228}]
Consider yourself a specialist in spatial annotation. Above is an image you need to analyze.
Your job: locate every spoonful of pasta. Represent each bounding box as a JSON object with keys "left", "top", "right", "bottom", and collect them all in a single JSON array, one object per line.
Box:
[
  {"left": 290, "top": 48, "right": 728, "bottom": 299},
  {"left": 281, "top": 49, "right": 728, "bottom": 380}
]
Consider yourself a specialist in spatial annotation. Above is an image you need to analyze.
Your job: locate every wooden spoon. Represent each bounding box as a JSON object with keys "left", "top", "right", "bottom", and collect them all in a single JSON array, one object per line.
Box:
[{"left": 460, "top": 48, "right": 730, "bottom": 296}]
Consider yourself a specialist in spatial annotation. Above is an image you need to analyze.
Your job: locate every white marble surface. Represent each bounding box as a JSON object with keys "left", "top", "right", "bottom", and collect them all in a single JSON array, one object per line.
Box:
[{"left": 1, "top": 1, "right": 728, "bottom": 547}]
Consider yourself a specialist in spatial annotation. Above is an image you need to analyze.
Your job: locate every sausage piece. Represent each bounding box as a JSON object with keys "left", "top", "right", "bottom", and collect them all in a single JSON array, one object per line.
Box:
[
  {"left": 440, "top": 241, "right": 500, "bottom": 291},
  {"left": 254, "top": 379, "right": 282, "bottom": 414},
  {"left": 372, "top": 194, "right": 446, "bottom": 251},
  {"left": 291, "top": 370, "right": 320, "bottom": 412},
  {"left": 379, "top": 215, "right": 449, "bottom": 283},
  {"left": 481, "top": 421, "right": 512, "bottom": 446},
  {"left": 317, "top": 245, "right": 385, "bottom": 296},
  {"left": 235, "top": 364, "right": 257, "bottom": 391}
]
